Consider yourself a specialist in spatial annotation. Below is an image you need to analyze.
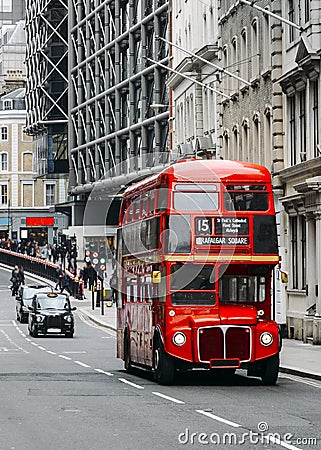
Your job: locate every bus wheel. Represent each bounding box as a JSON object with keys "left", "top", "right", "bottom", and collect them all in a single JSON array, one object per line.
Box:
[
  {"left": 124, "top": 334, "right": 133, "bottom": 373},
  {"left": 153, "top": 343, "right": 175, "bottom": 385},
  {"left": 260, "top": 354, "right": 279, "bottom": 385}
]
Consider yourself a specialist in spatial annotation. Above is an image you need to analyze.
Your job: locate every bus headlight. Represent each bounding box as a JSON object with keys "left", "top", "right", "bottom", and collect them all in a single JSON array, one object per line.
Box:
[
  {"left": 173, "top": 332, "right": 186, "bottom": 346},
  {"left": 260, "top": 332, "right": 273, "bottom": 346}
]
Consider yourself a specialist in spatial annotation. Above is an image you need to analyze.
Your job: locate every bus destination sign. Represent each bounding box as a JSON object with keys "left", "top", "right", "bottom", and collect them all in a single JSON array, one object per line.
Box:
[
  {"left": 215, "top": 217, "right": 249, "bottom": 235},
  {"left": 195, "top": 217, "right": 249, "bottom": 246},
  {"left": 195, "top": 236, "right": 249, "bottom": 245}
]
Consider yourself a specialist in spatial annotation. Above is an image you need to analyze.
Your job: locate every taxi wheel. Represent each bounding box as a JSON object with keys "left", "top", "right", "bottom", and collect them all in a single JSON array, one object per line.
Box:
[
  {"left": 153, "top": 342, "right": 175, "bottom": 385},
  {"left": 65, "top": 332, "right": 74, "bottom": 338},
  {"left": 28, "top": 327, "right": 33, "bottom": 337},
  {"left": 32, "top": 325, "right": 38, "bottom": 338}
]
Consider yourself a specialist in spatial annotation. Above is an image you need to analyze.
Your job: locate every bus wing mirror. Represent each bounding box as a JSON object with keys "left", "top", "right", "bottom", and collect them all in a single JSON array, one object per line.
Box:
[{"left": 152, "top": 271, "right": 161, "bottom": 284}]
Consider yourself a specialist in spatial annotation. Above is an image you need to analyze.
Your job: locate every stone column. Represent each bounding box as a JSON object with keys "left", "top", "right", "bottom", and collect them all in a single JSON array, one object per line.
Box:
[
  {"left": 313, "top": 211, "right": 321, "bottom": 343},
  {"left": 304, "top": 213, "right": 316, "bottom": 341}
]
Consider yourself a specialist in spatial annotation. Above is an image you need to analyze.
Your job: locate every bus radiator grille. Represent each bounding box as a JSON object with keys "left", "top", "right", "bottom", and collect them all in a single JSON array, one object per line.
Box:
[{"left": 199, "top": 327, "right": 250, "bottom": 362}]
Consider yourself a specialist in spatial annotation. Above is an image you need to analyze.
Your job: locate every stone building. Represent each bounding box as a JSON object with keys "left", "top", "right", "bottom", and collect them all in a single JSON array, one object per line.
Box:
[
  {"left": 0, "top": 88, "right": 67, "bottom": 244},
  {"left": 278, "top": 1, "right": 321, "bottom": 343},
  {"left": 170, "top": 0, "right": 219, "bottom": 158}
]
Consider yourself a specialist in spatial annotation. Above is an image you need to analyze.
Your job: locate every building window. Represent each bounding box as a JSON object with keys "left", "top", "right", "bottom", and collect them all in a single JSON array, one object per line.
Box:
[
  {"left": 0, "top": 126, "right": 8, "bottom": 141},
  {"left": 312, "top": 80, "right": 319, "bottom": 158},
  {"left": 252, "top": 112, "right": 260, "bottom": 164},
  {"left": 3, "top": 100, "right": 12, "bottom": 110},
  {"left": 0, "top": 184, "right": 8, "bottom": 206},
  {"left": 290, "top": 216, "right": 298, "bottom": 289},
  {"left": 22, "top": 183, "right": 33, "bottom": 208},
  {"left": 240, "top": 28, "right": 248, "bottom": 82},
  {"left": 301, "top": 215, "right": 306, "bottom": 290},
  {"left": 251, "top": 18, "right": 259, "bottom": 78},
  {"left": 242, "top": 119, "right": 249, "bottom": 161},
  {"left": 45, "top": 184, "right": 55, "bottom": 206},
  {"left": 0, "top": 153, "right": 8, "bottom": 171},
  {"left": 231, "top": 37, "right": 238, "bottom": 92},
  {"left": 305, "top": 0, "right": 310, "bottom": 23},
  {"left": 22, "top": 152, "right": 33, "bottom": 172},
  {"left": 262, "top": 11, "right": 271, "bottom": 70},
  {"left": 288, "top": 0, "right": 295, "bottom": 42},
  {"left": 289, "top": 96, "right": 296, "bottom": 165},
  {"left": 0, "top": 0, "right": 12, "bottom": 12},
  {"left": 232, "top": 125, "right": 239, "bottom": 160},
  {"left": 299, "top": 90, "right": 306, "bottom": 159},
  {"left": 222, "top": 45, "right": 229, "bottom": 95},
  {"left": 264, "top": 107, "right": 272, "bottom": 170}
]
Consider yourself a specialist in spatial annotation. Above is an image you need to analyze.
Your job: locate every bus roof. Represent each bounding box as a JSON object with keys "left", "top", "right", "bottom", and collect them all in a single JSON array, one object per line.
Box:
[{"left": 124, "top": 159, "right": 271, "bottom": 198}]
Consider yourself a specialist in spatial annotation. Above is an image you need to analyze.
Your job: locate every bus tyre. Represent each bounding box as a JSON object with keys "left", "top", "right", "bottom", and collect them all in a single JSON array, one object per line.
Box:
[
  {"left": 153, "top": 343, "right": 175, "bottom": 385},
  {"left": 124, "top": 334, "right": 134, "bottom": 373},
  {"left": 260, "top": 354, "right": 279, "bottom": 385}
]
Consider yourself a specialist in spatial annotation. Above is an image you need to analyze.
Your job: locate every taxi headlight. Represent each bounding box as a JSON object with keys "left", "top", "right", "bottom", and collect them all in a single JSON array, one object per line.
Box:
[
  {"left": 64, "top": 315, "right": 72, "bottom": 323},
  {"left": 260, "top": 332, "right": 273, "bottom": 346},
  {"left": 36, "top": 315, "right": 44, "bottom": 323},
  {"left": 172, "top": 332, "right": 186, "bottom": 346}
]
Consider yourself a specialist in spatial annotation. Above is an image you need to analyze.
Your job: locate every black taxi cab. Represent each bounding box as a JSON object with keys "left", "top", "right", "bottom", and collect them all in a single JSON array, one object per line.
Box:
[{"left": 28, "top": 292, "right": 76, "bottom": 338}]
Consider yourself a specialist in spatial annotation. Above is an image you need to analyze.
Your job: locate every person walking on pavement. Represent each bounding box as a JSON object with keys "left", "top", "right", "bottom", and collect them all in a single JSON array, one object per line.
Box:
[
  {"left": 55, "top": 264, "right": 64, "bottom": 290},
  {"left": 60, "top": 271, "right": 71, "bottom": 295},
  {"left": 18, "top": 266, "right": 25, "bottom": 285},
  {"left": 87, "top": 261, "right": 97, "bottom": 290}
]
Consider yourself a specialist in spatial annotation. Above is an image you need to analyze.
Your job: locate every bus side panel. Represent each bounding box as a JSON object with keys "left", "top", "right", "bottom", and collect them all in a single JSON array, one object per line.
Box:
[{"left": 117, "top": 307, "right": 125, "bottom": 359}]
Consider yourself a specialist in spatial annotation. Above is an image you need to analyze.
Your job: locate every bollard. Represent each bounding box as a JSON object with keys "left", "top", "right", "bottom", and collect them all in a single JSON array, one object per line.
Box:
[
  {"left": 96, "top": 279, "right": 101, "bottom": 307},
  {"left": 91, "top": 285, "right": 95, "bottom": 310}
]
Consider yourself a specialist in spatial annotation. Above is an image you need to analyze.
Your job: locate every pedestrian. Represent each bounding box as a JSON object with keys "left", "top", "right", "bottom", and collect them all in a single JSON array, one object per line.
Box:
[
  {"left": 18, "top": 266, "right": 25, "bottom": 285},
  {"left": 109, "top": 270, "right": 117, "bottom": 304},
  {"left": 60, "top": 271, "right": 71, "bottom": 295},
  {"left": 55, "top": 264, "right": 63, "bottom": 290},
  {"left": 10, "top": 266, "right": 22, "bottom": 296},
  {"left": 87, "top": 261, "right": 97, "bottom": 290}
]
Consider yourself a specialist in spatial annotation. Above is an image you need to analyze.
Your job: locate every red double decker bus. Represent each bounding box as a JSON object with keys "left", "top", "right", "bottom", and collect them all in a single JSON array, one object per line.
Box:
[{"left": 116, "top": 159, "right": 280, "bottom": 385}]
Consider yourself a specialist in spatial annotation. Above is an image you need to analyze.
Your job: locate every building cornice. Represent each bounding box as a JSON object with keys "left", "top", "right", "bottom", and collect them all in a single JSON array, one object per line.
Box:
[{"left": 278, "top": 157, "right": 321, "bottom": 183}]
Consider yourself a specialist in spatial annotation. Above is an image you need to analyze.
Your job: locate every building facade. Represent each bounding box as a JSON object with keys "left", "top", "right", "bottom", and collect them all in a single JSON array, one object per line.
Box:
[
  {"left": 0, "top": 0, "right": 25, "bottom": 27},
  {"left": 0, "top": 88, "right": 67, "bottom": 244},
  {"left": 278, "top": 0, "right": 321, "bottom": 343},
  {"left": 170, "top": 0, "right": 219, "bottom": 158},
  {"left": 68, "top": 0, "right": 170, "bottom": 258}
]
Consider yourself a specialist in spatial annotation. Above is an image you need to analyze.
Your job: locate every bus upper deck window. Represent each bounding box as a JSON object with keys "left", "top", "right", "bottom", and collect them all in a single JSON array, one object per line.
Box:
[
  {"left": 224, "top": 185, "right": 268, "bottom": 211},
  {"left": 174, "top": 184, "right": 218, "bottom": 212}
]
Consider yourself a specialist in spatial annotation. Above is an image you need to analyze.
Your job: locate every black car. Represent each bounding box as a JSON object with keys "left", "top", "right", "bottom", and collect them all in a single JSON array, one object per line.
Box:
[
  {"left": 28, "top": 292, "right": 76, "bottom": 338},
  {"left": 16, "top": 285, "right": 53, "bottom": 323}
]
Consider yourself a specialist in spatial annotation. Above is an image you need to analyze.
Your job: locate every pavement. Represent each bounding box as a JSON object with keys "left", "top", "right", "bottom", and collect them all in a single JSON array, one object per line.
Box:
[{"left": 74, "top": 288, "right": 321, "bottom": 382}]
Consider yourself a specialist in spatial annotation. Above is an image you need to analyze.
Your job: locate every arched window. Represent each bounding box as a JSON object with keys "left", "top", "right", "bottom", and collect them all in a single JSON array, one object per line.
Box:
[
  {"left": 232, "top": 125, "right": 239, "bottom": 160},
  {"left": 252, "top": 111, "right": 261, "bottom": 164},
  {"left": 251, "top": 18, "right": 259, "bottom": 79},
  {"left": 240, "top": 28, "right": 248, "bottom": 82},
  {"left": 264, "top": 106, "right": 273, "bottom": 170},
  {"left": 231, "top": 37, "right": 238, "bottom": 92},
  {"left": 242, "top": 118, "right": 249, "bottom": 162},
  {"left": 223, "top": 128, "right": 230, "bottom": 159},
  {"left": 0, "top": 152, "right": 8, "bottom": 171}
]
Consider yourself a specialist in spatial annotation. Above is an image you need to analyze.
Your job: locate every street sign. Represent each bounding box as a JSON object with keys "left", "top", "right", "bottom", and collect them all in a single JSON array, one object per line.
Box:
[
  {"left": 93, "top": 252, "right": 98, "bottom": 258},
  {"left": 85, "top": 250, "right": 90, "bottom": 256},
  {"left": 100, "top": 264, "right": 106, "bottom": 271},
  {"left": 93, "top": 258, "right": 99, "bottom": 264}
]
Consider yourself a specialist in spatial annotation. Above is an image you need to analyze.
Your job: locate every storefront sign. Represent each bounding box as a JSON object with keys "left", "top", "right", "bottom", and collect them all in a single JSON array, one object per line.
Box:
[{"left": 26, "top": 217, "right": 54, "bottom": 227}]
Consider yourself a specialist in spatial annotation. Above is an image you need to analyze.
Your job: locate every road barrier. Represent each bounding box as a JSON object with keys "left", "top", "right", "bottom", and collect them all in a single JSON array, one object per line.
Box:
[{"left": 0, "top": 248, "right": 84, "bottom": 300}]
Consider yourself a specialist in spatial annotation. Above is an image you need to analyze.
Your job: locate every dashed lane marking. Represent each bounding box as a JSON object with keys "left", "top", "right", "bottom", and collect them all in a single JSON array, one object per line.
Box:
[
  {"left": 196, "top": 409, "right": 241, "bottom": 428},
  {"left": 0, "top": 329, "right": 29, "bottom": 354},
  {"left": 58, "top": 354, "right": 72, "bottom": 360},
  {"left": 119, "top": 378, "right": 144, "bottom": 390},
  {"left": 94, "top": 368, "right": 113, "bottom": 377},
  {"left": 152, "top": 392, "right": 185, "bottom": 404},
  {"left": 74, "top": 360, "right": 91, "bottom": 368}
]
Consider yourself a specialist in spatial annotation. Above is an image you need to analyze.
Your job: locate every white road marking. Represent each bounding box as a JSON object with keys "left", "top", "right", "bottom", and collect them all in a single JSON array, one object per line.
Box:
[
  {"left": 25, "top": 338, "right": 31, "bottom": 342},
  {"left": 0, "top": 329, "right": 29, "bottom": 354},
  {"left": 38, "top": 346, "right": 46, "bottom": 351},
  {"left": 62, "top": 351, "right": 86, "bottom": 354},
  {"left": 119, "top": 378, "right": 144, "bottom": 390},
  {"left": 94, "top": 368, "right": 113, "bottom": 377},
  {"left": 265, "top": 435, "right": 302, "bottom": 450},
  {"left": 31, "top": 342, "right": 38, "bottom": 346},
  {"left": 152, "top": 392, "right": 185, "bottom": 404},
  {"left": 196, "top": 410, "right": 241, "bottom": 428},
  {"left": 280, "top": 373, "right": 321, "bottom": 389},
  {"left": 74, "top": 360, "right": 91, "bottom": 368},
  {"left": 21, "top": 333, "right": 26, "bottom": 337},
  {"left": 58, "top": 355, "right": 71, "bottom": 360},
  {"left": 46, "top": 350, "right": 56, "bottom": 355}
]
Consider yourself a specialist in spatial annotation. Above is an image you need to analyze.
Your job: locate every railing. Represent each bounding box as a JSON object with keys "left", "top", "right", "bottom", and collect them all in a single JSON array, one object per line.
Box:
[{"left": 0, "top": 249, "right": 84, "bottom": 299}]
